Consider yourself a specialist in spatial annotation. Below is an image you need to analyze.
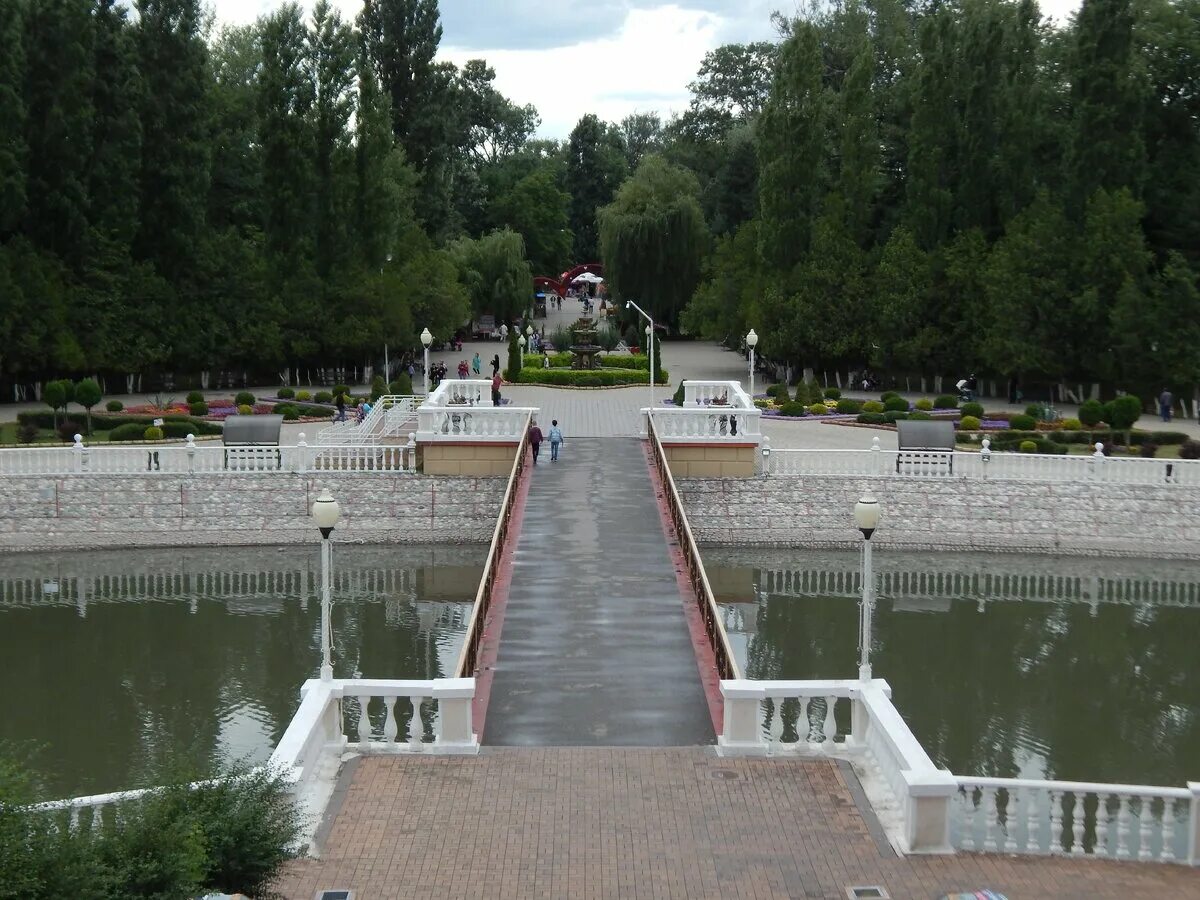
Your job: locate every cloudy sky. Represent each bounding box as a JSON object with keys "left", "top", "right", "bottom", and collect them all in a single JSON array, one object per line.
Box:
[{"left": 209, "top": 0, "right": 1082, "bottom": 138}]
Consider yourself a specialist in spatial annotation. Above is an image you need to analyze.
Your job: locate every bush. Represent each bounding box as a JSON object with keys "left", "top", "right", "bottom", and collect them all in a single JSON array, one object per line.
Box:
[
  {"left": 1179, "top": 439, "right": 1200, "bottom": 459},
  {"left": 186, "top": 390, "right": 204, "bottom": 404},
  {"left": 808, "top": 403, "right": 828, "bottom": 415},
  {"left": 237, "top": 404, "right": 253, "bottom": 416},
  {"left": 861, "top": 400, "right": 884, "bottom": 413},
  {"left": 766, "top": 383, "right": 791, "bottom": 402},
  {"left": 16, "top": 423, "right": 38, "bottom": 443},
  {"left": 1010, "top": 413, "right": 1037, "bottom": 430},
  {"left": 780, "top": 401, "right": 809, "bottom": 417},
  {"left": 835, "top": 398, "right": 862, "bottom": 414},
  {"left": 57, "top": 421, "right": 79, "bottom": 442},
  {"left": 1078, "top": 399, "right": 1104, "bottom": 426},
  {"left": 822, "top": 387, "right": 841, "bottom": 400},
  {"left": 295, "top": 390, "right": 312, "bottom": 402},
  {"left": 276, "top": 404, "right": 300, "bottom": 421},
  {"left": 1148, "top": 430, "right": 1188, "bottom": 445},
  {"left": 314, "top": 390, "right": 333, "bottom": 403},
  {"left": 143, "top": 426, "right": 164, "bottom": 440},
  {"left": 512, "top": 368, "right": 659, "bottom": 387},
  {"left": 389, "top": 373, "right": 414, "bottom": 395},
  {"left": 672, "top": 382, "right": 685, "bottom": 406},
  {"left": 276, "top": 387, "right": 295, "bottom": 399},
  {"left": 1019, "top": 440, "right": 1038, "bottom": 453},
  {"left": 880, "top": 390, "right": 899, "bottom": 402},
  {"left": 1107, "top": 394, "right": 1142, "bottom": 431},
  {"left": 1025, "top": 403, "right": 1044, "bottom": 419},
  {"left": 960, "top": 401, "right": 984, "bottom": 419},
  {"left": 188, "top": 401, "right": 208, "bottom": 416},
  {"left": 914, "top": 398, "right": 934, "bottom": 411},
  {"left": 1060, "top": 417, "right": 1082, "bottom": 430},
  {"left": 43, "top": 379, "right": 68, "bottom": 416},
  {"left": 883, "top": 411, "right": 909, "bottom": 422},
  {"left": 105, "top": 399, "right": 124, "bottom": 412},
  {"left": 883, "top": 396, "right": 909, "bottom": 412},
  {"left": 332, "top": 383, "right": 349, "bottom": 397},
  {"left": 933, "top": 394, "right": 958, "bottom": 409},
  {"left": 856, "top": 412, "right": 886, "bottom": 425},
  {"left": 910, "top": 411, "right": 932, "bottom": 420},
  {"left": 960, "top": 415, "right": 981, "bottom": 430},
  {"left": 235, "top": 391, "right": 255, "bottom": 406},
  {"left": 1140, "top": 442, "right": 1159, "bottom": 458}
]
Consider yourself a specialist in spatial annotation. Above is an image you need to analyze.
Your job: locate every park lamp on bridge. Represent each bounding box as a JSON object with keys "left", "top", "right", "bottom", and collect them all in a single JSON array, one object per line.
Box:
[
  {"left": 854, "top": 494, "right": 881, "bottom": 682},
  {"left": 420, "top": 327, "right": 433, "bottom": 396},
  {"left": 311, "top": 489, "right": 341, "bottom": 682}
]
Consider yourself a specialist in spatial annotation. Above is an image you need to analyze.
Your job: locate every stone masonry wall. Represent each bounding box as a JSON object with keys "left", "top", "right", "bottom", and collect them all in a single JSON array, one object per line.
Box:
[
  {"left": 677, "top": 475, "right": 1200, "bottom": 558},
  {"left": 0, "top": 473, "right": 506, "bottom": 552}
]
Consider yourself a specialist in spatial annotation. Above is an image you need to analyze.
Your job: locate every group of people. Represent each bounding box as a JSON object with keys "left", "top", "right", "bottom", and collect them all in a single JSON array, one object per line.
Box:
[{"left": 526, "top": 418, "right": 565, "bottom": 463}]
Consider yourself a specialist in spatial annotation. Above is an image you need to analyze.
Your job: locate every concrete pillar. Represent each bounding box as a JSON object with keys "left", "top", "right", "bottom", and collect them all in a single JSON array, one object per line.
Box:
[
  {"left": 904, "top": 769, "right": 959, "bottom": 854},
  {"left": 432, "top": 678, "right": 479, "bottom": 754},
  {"left": 717, "top": 681, "right": 767, "bottom": 755}
]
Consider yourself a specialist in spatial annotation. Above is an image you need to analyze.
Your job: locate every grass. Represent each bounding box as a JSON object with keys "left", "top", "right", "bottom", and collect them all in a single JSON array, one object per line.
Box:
[{"left": 0, "top": 422, "right": 117, "bottom": 445}]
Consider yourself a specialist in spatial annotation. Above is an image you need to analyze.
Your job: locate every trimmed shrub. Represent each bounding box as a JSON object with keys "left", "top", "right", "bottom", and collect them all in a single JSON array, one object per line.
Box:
[
  {"left": 766, "top": 383, "right": 791, "bottom": 402},
  {"left": 822, "top": 387, "right": 841, "bottom": 400},
  {"left": 106, "top": 399, "right": 124, "bottom": 412},
  {"left": 295, "top": 390, "right": 312, "bottom": 402},
  {"left": 235, "top": 391, "right": 255, "bottom": 406},
  {"left": 960, "top": 401, "right": 984, "bottom": 419},
  {"left": 861, "top": 400, "right": 884, "bottom": 413},
  {"left": 779, "top": 401, "right": 808, "bottom": 417},
  {"left": 881, "top": 390, "right": 899, "bottom": 402},
  {"left": 1060, "top": 417, "right": 1082, "bottom": 430},
  {"left": 672, "top": 382, "right": 685, "bottom": 406},
  {"left": 883, "top": 396, "right": 909, "bottom": 412},
  {"left": 933, "top": 394, "right": 958, "bottom": 409},
  {"left": 389, "top": 373, "right": 413, "bottom": 395},
  {"left": 188, "top": 401, "right": 208, "bottom": 416},
  {"left": 1078, "top": 399, "right": 1104, "bottom": 426},
  {"left": 835, "top": 398, "right": 862, "bottom": 414},
  {"left": 17, "top": 423, "right": 38, "bottom": 443},
  {"left": 186, "top": 390, "right": 204, "bottom": 404},
  {"left": 883, "top": 411, "right": 909, "bottom": 422},
  {"left": 1140, "top": 442, "right": 1159, "bottom": 458},
  {"left": 1179, "top": 439, "right": 1200, "bottom": 459},
  {"left": 278, "top": 405, "right": 300, "bottom": 421},
  {"left": 914, "top": 398, "right": 934, "bottom": 411},
  {"left": 276, "top": 387, "right": 295, "bottom": 400},
  {"left": 1019, "top": 440, "right": 1038, "bottom": 453},
  {"left": 314, "top": 390, "right": 333, "bottom": 404},
  {"left": 856, "top": 412, "right": 887, "bottom": 425},
  {"left": 1107, "top": 394, "right": 1142, "bottom": 431},
  {"left": 332, "top": 383, "right": 349, "bottom": 397},
  {"left": 1010, "top": 413, "right": 1037, "bottom": 430},
  {"left": 910, "top": 411, "right": 933, "bottom": 420},
  {"left": 512, "top": 368, "right": 662, "bottom": 387},
  {"left": 237, "top": 404, "right": 253, "bottom": 415},
  {"left": 1149, "top": 430, "right": 1188, "bottom": 445},
  {"left": 960, "top": 415, "right": 982, "bottom": 430},
  {"left": 808, "top": 403, "right": 828, "bottom": 415},
  {"left": 57, "top": 422, "right": 79, "bottom": 442},
  {"left": 143, "top": 426, "right": 164, "bottom": 440},
  {"left": 370, "top": 375, "right": 386, "bottom": 401},
  {"left": 1025, "top": 403, "right": 1044, "bottom": 419}
]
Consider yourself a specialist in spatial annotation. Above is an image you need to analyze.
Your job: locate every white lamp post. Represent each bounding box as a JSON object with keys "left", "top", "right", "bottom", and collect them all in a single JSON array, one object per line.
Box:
[
  {"left": 526, "top": 324, "right": 534, "bottom": 354},
  {"left": 420, "top": 327, "right": 433, "bottom": 396},
  {"left": 854, "top": 494, "right": 881, "bottom": 681},
  {"left": 312, "top": 489, "right": 341, "bottom": 682},
  {"left": 625, "top": 300, "right": 655, "bottom": 419},
  {"left": 518, "top": 334, "right": 526, "bottom": 370},
  {"left": 746, "top": 328, "right": 758, "bottom": 399}
]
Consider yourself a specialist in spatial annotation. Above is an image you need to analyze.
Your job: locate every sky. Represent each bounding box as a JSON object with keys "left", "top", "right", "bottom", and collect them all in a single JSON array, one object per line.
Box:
[{"left": 209, "top": 0, "right": 1083, "bottom": 139}]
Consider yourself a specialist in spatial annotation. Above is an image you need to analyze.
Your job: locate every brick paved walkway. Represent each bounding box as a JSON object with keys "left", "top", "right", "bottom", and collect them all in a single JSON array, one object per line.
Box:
[{"left": 275, "top": 749, "right": 1198, "bottom": 899}]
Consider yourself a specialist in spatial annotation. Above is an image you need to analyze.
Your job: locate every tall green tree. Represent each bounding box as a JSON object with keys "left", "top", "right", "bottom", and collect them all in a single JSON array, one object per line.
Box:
[
  {"left": 209, "top": 25, "right": 263, "bottom": 231},
  {"left": 448, "top": 228, "right": 533, "bottom": 328},
  {"left": 492, "top": 168, "right": 571, "bottom": 276},
  {"left": 0, "top": 0, "right": 27, "bottom": 238},
  {"left": 565, "top": 113, "right": 627, "bottom": 262},
  {"left": 309, "top": 0, "right": 356, "bottom": 278}
]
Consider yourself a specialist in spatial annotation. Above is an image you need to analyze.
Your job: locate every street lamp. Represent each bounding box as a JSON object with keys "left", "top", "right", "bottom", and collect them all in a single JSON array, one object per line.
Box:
[
  {"left": 312, "top": 489, "right": 341, "bottom": 682},
  {"left": 853, "top": 494, "right": 881, "bottom": 681},
  {"left": 746, "top": 329, "right": 758, "bottom": 399},
  {"left": 625, "top": 300, "right": 655, "bottom": 419},
  {"left": 526, "top": 324, "right": 534, "bottom": 354},
  {"left": 420, "top": 328, "right": 433, "bottom": 396},
  {"left": 518, "top": 334, "right": 526, "bottom": 370}
]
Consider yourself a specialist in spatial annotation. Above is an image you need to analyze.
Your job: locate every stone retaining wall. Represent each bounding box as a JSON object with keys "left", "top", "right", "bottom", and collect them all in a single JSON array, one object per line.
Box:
[
  {"left": 677, "top": 475, "right": 1200, "bottom": 558},
  {"left": 0, "top": 473, "right": 506, "bottom": 551}
]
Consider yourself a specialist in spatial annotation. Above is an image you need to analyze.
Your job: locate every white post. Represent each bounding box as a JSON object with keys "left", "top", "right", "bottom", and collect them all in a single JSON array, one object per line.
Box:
[
  {"left": 648, "top": 323, "right": 655, "bottom": 416},
  {"left": 859, "top": 537, "right": 874, "bottom": 680},
  {"left": 423, "top": 346, "right": 430, "bottom": 396},
  {"left": 384, "top": 343, "right": 389, "bottom": 383},
  {"left": 406, "top": 433, "right": 417, "bottom": 473},
  {"left": 72, "top": 434, "right": 84, "bottom": 474},
  {"left": 1188, "top": 781, "right": 1200, "bottom": 865},
  {"left": 186, "top": 433, "right": 196, "bottom": 474},
  {"left": 320, "top": 536, "right": 333, "bottom": 681},
  {"left": 296, "top": 432, "right": 308, "bottom": 474},
  {"left": 749, "top": 347, "right": 755, "bottom": 400}
]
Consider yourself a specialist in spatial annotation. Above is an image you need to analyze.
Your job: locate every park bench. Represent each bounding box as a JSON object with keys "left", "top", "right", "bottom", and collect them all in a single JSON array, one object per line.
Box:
[
  {"left": 895, "top": 419, "right": 956, "bottom": 476},
  {"left": 223, "top": 414, "right": 284, "bottom": 470}
]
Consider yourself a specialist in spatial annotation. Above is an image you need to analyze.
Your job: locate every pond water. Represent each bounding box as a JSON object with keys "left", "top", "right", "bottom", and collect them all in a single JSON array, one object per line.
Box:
[
  {"left": 708, "top": 548, "right": 1200, "bottom": 788},
  {"left": 0, "top": 544, "right": 483, "bottom": 800}
]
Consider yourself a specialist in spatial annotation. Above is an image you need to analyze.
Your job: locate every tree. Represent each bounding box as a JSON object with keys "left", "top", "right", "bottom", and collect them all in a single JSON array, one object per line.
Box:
[
  {"left": 492, "top": 168, "right": 571, "bottom": 276},
  {"left": 309, "top": 0, "right": 356, "bottom": 278},
  {"left": 565, "top": 113, "right": 627, "bottom": 261},
  {"left": 449, "top": 229, "right": 533, "bottom": 328},
  {"left": 871, "top": 225, "right": 933, "bottom": 373},
  {"left": 74, "top": 377, "right": 102, "bottom": 435},
  {"left": 619, "top": 112, "right": 662, "bottom": 170},
  {"left": 456, "top": 59, "right": 538, "bottom": 166},
  {"left": 0, "top": 0, "right": 27, "bottom": 238},
  {"left": 43, "top": 379, "right": 67, "bottom": 429},
  {"left": 687, "top": 42, "right": 777, "bottom": 132},
  {"left": 208, "top": 25, "right": 262, "bottom": 231},
  {"left": 598, "top": 156, "right": 709, "bottom": 331},
  {"left": 682, "top": 220, "right": 763, "bottom": 343}
]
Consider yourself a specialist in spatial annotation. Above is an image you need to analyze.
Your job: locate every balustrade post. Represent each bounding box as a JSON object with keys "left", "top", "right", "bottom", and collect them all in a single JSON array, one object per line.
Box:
[
  {"left": 72, "top": 434, "right": 84, "bottom": 474},
  {"left": 760, "top": 435, "right": 771, "bottom": 477},
  {"left": 903, "top": 768, "right": 958, "bottom": 854},
  {"left": 432, "top": 678, "right": 479, "bottom": 753},
  {"left": 296, "top": 433, "right": 308, "bottom": 474},
  {"left": 717, "top": 681, "right": 768, "bottom": 755},
  {"left": 871, "top": 436, "right": 882, "bottom": 474},
  {"left": 1188, "top": 781, "right": 1200, "bottom": 865},
  {"left": 1091, "top": 442, "right": 1106, "bottom": 480},
  {"left": 981, "top": 438, "right": 991, "bottom": 478},
  {"left": 406, "top": 434, "right": 417, "bottom": 473},
  {"left": 185, "top": 434, "right": 196, "bottom": 474}
]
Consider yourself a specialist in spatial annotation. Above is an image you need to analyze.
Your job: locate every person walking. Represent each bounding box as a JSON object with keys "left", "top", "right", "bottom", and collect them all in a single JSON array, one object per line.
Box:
[
  {"left": 335, "top": 392, "right": 347, "bottom": 422},
  {"left": 491, "top": 354, "right": 501, "bottom": 377},
  {"left": 1160, "top": 387, "right": 1173, "bottom": 422},
  {"left": 548, "top": 419, "right": 564, "bottom": 461},
  {"left": 472, "top": 352, "right": 481, "bottom": 375},
  {"left": 458, "top": 360, "right": 469, "bottom": 379},
  {"left": 529, "top": 419, "right": 543, "bottom": 464},
  {"left": 491, "top": 372, "right": 502, "bottom": 407}
]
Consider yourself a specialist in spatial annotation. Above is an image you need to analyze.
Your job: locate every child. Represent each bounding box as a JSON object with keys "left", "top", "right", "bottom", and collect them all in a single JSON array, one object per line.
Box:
[{"left": 548, "top": 419, "right": 564, "bottom": 461}]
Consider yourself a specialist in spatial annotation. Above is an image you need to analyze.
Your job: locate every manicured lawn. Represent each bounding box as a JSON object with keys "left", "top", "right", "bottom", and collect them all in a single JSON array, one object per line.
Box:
[{"left": 0, "top": 422, "right": 116, "bottom": 445}]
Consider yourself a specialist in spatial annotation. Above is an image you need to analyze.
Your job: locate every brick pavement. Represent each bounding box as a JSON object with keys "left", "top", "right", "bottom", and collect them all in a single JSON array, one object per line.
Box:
[{"left": 275, "top": 749, "right": 1198, "bottom": 899}]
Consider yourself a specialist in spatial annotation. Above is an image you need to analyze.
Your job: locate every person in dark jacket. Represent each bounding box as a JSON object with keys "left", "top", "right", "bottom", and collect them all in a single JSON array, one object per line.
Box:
[{"left": 528, "top": 419, "right": 543, "bottom": 464}]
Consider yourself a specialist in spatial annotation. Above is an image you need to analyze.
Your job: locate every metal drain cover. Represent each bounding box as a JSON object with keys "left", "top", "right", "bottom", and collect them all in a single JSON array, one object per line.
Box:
[
  {"left": 710, "top": 769, "right": 740, "bottom": 780},
  {"left": 316, "top": 891, "right": 354, "bottom": 900},
  {"left": 846, "top": 888, "right": 889, "bottom": 899}
]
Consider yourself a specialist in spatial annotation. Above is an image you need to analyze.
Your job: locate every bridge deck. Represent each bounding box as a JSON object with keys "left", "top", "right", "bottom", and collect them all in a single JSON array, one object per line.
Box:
[
  {"left": 275, "top": 750, "right": 1198, "bottom": 899},
  {"left": 483, "top": 438, "right": 714, "bottom": 746}
]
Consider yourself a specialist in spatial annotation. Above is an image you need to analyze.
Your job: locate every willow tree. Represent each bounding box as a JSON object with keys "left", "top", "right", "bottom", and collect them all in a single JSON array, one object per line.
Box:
[{"left": 598, "top": 155, "right": 708, "bottom": 330}]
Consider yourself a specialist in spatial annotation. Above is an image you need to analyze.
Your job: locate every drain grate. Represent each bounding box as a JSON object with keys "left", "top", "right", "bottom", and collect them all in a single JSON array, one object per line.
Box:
[
  {"left": 845, "top": 888, "right": 889, "bottom": 900},
  {"left": 316, "top": 891, "right": 354, "bottom": 900},
  {"left": 710, "top": 769, "right": 740, "bottom": 780}
]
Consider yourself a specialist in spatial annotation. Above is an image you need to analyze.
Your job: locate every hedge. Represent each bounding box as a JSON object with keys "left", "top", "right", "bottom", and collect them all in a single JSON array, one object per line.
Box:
[
  {"left": 779, "top": 401, "right": 808, "bottom": 417},
  {"left": 511, "top": 368, "right": 665, "bottom": 386},
  {"left": 522, "top": 353, "right": 655, "bottom": 371},
  {"left": 883, "top": 396, "right": 909, "bottom": 412},
  {"left": 933, "top": 395, "right": 959, "bottom": 409},
  {"left": 17, "top": 411, "right": 222, "bottom": 435},
  {"left": 835, "top": 398, "right": 862, "bottom": 414},
  {"left": 856, "top": 412, "right": 887, "bottom": 424}
]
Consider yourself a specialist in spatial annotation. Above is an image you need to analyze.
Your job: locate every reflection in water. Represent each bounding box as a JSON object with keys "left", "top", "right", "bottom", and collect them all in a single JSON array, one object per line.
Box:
[
  {"left": 709, "top": 549, "right": 1200, "bottom": 788},
  {"left": 0, "top": 544, "right": 483, "bottom": 799}
]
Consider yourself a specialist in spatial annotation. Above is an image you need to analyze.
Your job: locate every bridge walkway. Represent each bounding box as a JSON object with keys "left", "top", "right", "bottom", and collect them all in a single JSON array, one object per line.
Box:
[{"left": 483, "top": 438, "right": 714, "bottom": 746}]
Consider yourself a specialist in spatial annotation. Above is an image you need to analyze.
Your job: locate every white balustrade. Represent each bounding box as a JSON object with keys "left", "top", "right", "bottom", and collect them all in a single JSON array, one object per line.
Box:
[
  {"left": 681, "top": 381, "right": 755, "bottom": 410},
  {"left": 415, "top": 404, "right": 535, "bottom": 443},
  {"left": 315, "top": 395, "right": 419, "bottom": 446},
  {"left": 650, "top": 407, "right": 761, "bottom": 441},
  {"left": 952, "top": 777, "right": 1197, "bottom": 864}
]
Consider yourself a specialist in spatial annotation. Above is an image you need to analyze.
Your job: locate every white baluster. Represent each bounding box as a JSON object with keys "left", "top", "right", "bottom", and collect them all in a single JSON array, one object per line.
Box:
[
  {"left": 1159, "top": 798, "right": 1176, "bottom": 862},
  {"left": 1094, "top": 792, "right": 1111, "bottom": 858},
  {"left": 409, "top": 696, "right": 424, "bottom": 750},
  {"left": 356, "top": 695, "right": 372, "bottom": 744},
  {"left": 822, "top": 695, "right": 838, "bottom": 747},
  {"left": 959, "top": 790, "right": 977, "bottom": 851},
  {"left": 383, "top": 697, "right": 399, "bottom": 744},
  {"left": 767, "top": 698, "right": 784, "bottom": 753},
  {"left": 1048, "top": 791, "right": 1064, "bottom": 854},
  {"left": 1003, "top": 789, "right": 1018, "bottom": 853},
  {"left": 1115, "top": 794, "right": 1131, "bottom": 859},
  {"left": 1137, "top": 797, "right": 1153, "bottom": 860},
  {"left": 983, "top": 788, "right": 999, "bottom": 852},
  {"left": 1023, "top": 787, "right": 1039, "bottom": 853},
  {"left": 797, "top": 697, "right": 810, "bottom": 747},
  {"left": 1071, "top": 792, "right": 1086, "bottom": 855}
]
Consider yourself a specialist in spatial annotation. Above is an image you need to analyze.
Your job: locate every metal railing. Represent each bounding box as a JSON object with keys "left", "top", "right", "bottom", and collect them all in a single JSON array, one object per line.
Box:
[
  {"left": 315, "top": 395, "right": 419, "bottom": 446},
  {"left": 454, "top": 410, "right": 533, "bottom": 678},
  {"left": 647, "top": 414, "right": 740, "bottom": 680}
]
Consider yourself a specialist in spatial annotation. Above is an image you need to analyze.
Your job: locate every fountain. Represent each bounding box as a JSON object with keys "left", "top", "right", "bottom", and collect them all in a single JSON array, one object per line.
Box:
[{"left": 569, "top": 316, "right": 602, "bottom": 370}]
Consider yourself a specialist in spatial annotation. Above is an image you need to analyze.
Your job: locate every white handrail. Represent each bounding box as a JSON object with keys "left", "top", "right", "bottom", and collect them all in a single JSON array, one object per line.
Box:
[{"left": 315, "top": 395, "right": 419, "bottom": 446}]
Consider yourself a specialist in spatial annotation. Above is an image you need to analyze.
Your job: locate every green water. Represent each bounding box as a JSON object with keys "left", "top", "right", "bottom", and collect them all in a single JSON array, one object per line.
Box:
[
  {"left": 709, "top": 549, "right": 1200, "bottom": 788},
  {"left": 0, "top": 545, "right": 482, "bottom": 800}
]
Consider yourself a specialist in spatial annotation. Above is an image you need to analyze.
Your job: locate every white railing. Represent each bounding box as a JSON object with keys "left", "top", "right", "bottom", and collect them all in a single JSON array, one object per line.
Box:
[
  {"left": 682, "top": 380, "right": 756, "bottom": 409},
  {"left": 425, "top": 378, "right": 493, "bottom": 407},
  {"left": 315, "top": 395, "right": 419, "bottom": 446},
  {"left": 765, "top": 438, "right": 1200, "bottom": 485},
  {"left": 416, "top": 406, "right": 536, "bottom": 442},
  {"left": 651, "top": 407, "right": 762, "bottom": 440},
  {"left": 0, "top": 434, "right": 417, "bottom": 476},
  {"left": 953, "top": 776, "right": 1198, "bottom": 864},
  {"left": 719, "top": 677, "right": 957, "bottom": 854}
]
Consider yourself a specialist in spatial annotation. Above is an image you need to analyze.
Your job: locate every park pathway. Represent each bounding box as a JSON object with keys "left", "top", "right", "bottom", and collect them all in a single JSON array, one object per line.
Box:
[{"left": 483, "top": 438, "right": 715, "bottom": 745}]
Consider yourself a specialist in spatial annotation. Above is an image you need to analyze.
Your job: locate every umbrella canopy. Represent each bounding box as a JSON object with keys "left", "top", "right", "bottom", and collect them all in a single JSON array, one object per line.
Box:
[{"left": 572, "top": 272, "right": 604, "bottom": 284}]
